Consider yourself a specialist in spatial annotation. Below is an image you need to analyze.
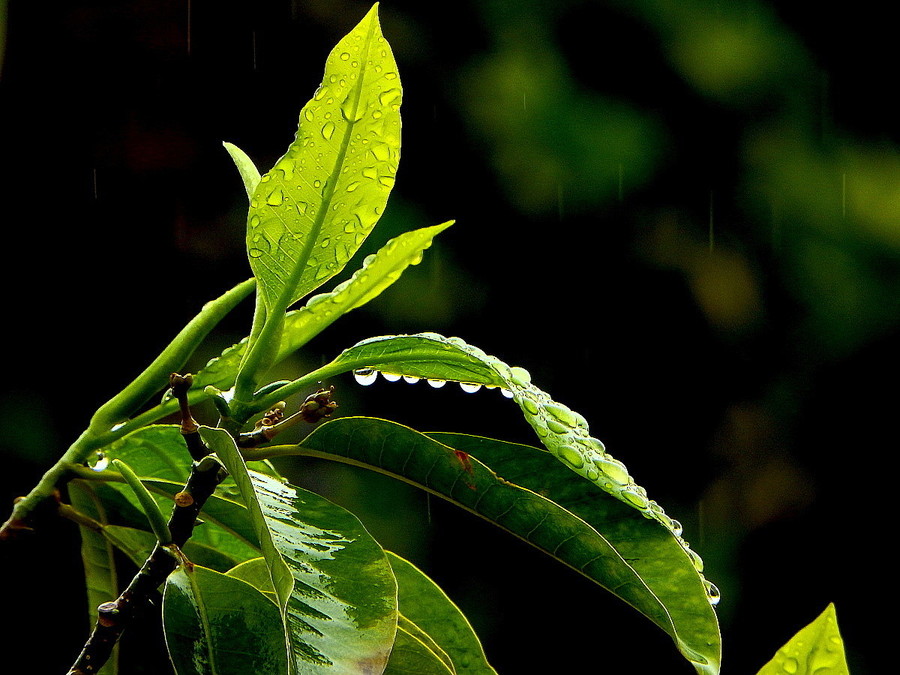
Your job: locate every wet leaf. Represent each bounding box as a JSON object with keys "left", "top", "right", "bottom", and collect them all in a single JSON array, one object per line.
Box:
[
  {"left": 756, "top": 603, "right": 849, "bottom": 675},
  {"left": 385, "top": 622, "right": 455, "bottom": 675},
  {"left": 279, "top": 417, "right": 719, "bottom": 674},
  {"left": 192, "top": 222, "right": 451, "bottom": 392},
  {"left": 163, "top": 563, "right": 288, "bottom": 675},
  {"left": 247, "top": 4, "right": 402, "bottom": 312},
  {"left": 203, "top": 426, "right": 398, "bottom": 675}
]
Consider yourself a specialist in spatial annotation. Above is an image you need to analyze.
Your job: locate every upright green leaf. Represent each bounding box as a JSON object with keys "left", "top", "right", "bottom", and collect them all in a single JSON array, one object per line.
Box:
[
  {"left": 192, "top": 222, "right": 451, "bottom": 393},
  {"left": 386, "top": 552, "right": 496, "bottom": 675},
  {"left": 202, "top": 426, "right": 398, "bottom": 675},
  {"left": 163, "top": 563, "right": 289, "bottom": 675},
  {"left": 757, "top": 603, "right": 849, "bottom": 675},
  {"left": 247, "top": 3, "right": 402, "bottom": 311},
  {"left": 265, "top": 417, "right": 718, "bottom": 674},
  {"left": 223, "top": 141, "right": 262, "bottom": 200}
]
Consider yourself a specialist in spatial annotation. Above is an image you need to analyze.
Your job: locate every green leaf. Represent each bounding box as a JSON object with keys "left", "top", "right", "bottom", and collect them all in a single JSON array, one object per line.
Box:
[
  {"left": 223, "top": 142, "right": 261, "bottom": 200},
  {"left": 386, "top": 552, "right": 496, "bottom": 675},
  {"left": 202, "top": 426, "right": 398, "bottom": 675},
  {"left": 192, "top": 222, "right": 451, "bottom": 393},
  {"left": 385, "top": 623, "right": 455, "bottom": 675},
  {"left": 226, "top": 557, "right": 277, "bottom": 602},
  {"left": 247, "top": 3, "right": 402, "bottom": 312},
  {"left": 278, "top": 417, "right": 719, "bottom": 674},
  {"left": 756, "top": 603, "right": 849, "bottom": 675},
  {"left": 163, "top": 563, "right": 289, "bottom": 675},
  {"left": 332, "top": 333, "right": 697, "bottom": 544},
  {"left": 68, "top": 481, "right": 120, "bottom": 675},
  {"left": 429, "top": 432, "right": 721, "bottom": 675},
  {"left": 90, "top": 425, "right": 261, "bottom": 565}
]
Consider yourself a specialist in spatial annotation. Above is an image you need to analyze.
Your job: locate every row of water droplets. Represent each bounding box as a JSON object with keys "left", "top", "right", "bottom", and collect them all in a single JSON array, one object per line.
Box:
[{"left": 351, "top": 332, "right": 719, "bottom": 606}]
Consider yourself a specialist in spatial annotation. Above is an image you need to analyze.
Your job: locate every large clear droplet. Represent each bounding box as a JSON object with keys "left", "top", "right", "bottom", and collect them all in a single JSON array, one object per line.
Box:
[
  {"left": 381, "top": 372, "right": 402, "bottom": 382},
  {"left": 705, "top": 581, "right": 721, "bottom": 606},
  {"left": 402, "top": 375, "right": 420, "bottom": 384},
  {"left": 426, "top": 379, "right": 446, "bottom": 389},
  {"left": 459, "top": 382, "right": 482, "bottom": 393},
  {"left": 90, "top": 452, "right": 109, "bottom": 472},
  {"left": 353, "top": 368, "right": 378, "bottom": 386},
  {"left": 500, "top": 388, "right": 514, "bottom": 399}
]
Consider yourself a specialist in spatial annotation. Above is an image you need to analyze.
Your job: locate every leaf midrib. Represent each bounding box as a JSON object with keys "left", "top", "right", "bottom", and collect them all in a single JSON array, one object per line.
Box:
[{"left": 275, "top": 15, "right": 377, "bottom": 314}]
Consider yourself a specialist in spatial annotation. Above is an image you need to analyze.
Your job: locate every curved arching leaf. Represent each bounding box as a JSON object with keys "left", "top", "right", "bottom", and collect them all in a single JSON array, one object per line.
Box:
[
  {"left": 163, "top": 564, "right": 288, "bottom": 675},
  {"left": 223, "top": 142, "right": 262, "bottom": 200},
  {"left": 247, "top": 3, "right": 402, "bottom": 312},
  {"left": 191, "top": 223, "right": 452, "bottom": 393},
  {"left": 203, "top": 426, "right": 398, "bottom": 675},
  {"left": 330, "top": 333, "right": 700, "bottom": 553},
  {"left": 258, "top": 416, "right": 718, "bottom": 674},
  {"left": 385, "top": 623, "right": 455, "bottom": 675}
]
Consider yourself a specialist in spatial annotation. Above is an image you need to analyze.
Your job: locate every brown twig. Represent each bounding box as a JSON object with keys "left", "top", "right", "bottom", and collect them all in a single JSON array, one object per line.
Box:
[{"left": 66, "top": 454, "right": 225, "bottom": 675}]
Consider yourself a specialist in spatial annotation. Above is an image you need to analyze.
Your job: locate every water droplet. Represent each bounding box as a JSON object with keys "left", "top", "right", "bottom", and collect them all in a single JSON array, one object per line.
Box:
[
  {"left": 378, "top": 88, "right": 401, "bottom": 107},
  {"left": 296, "top": 201, "right": 309, "bottom": 215},
  {"left": 521, "top": 397, "right": 540, "bottom": 415},
  {"left": 427, "top": 379, "right": 446, "bottom": 389},
  {"left": 381, "top": 372, "right": 402, "bottom": 382},
  {"left": 500, "top": 388, "right": 514, "bottom": 399},
  {"left": 593, "top": 457, "right": 629, "bottom": 484},
  {"left": 544, "top": 402, "right": 578, "bottom": 426},
  {"left": 266, "top": 188, "right": 284, "bottom": 206},
  {"left": 322, "top": 121, "right": 335, "bottom": 140},
  {"left": 670, "top": 519, "right": 683, "bottom": 537},
  {"left": 339, "top": 52, "right": 350, "bottom": 61},
  {"left": 90, "top": 452, "right": 109, "bottom": 472},
  {"left": 509, "top": 366, "right": 531, "bottom": 387},
  {"left": 377, "top": 175, "right": 395, "bottom": 189},
  {"left": 384, "top": 72, "right": 398, "bottom": 80},
  {"left": 304, "top": 107, "right": 316, "bottom": 121},
  {"left": 621, "top": 488, "right": 649, "bottom": 508},
  {"left": 402, "top": 375, "right": 420, "bottom": 384},
  {"left": 545, "top": 418, "right": 570, "bottom": 435},
  {"left": 705, "top": 581, "right": 721, "bottom": 606},
  {"left": 459, "top": 382, "right": 482, "bottom": 393},
  {"left": 556, "top": 444, "right": 584, "bottom": 469},
  {"left": 353, "top": 368, "right": 378, "bottom": 386},
  {"left": 346, "top": 181, "right": 361, "bottom": 192},
  {"left": 370, "top": 143, "right": 392, "bottom": 162}
]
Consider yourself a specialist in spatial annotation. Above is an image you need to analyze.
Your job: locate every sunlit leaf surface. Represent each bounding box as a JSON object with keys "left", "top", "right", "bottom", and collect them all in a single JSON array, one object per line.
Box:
[
  {"left": 756, "top": 603, "right": 849, "bottom": 675},
  {"left": 247, "top": 4, "right": 402, "bottom": 311},
  {"left": 204, "top": 427, "right": 398, "bottom": 674}
]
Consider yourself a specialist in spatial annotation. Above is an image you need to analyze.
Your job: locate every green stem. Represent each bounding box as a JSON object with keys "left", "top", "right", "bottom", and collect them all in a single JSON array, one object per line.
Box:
[{"left": 1, "top": 278, "right": 254, "bottom": 540}]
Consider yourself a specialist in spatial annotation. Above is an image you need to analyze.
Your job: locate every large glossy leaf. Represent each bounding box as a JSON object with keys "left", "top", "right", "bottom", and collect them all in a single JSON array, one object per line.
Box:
[
  {"left": 386, "top": 552, "right": 496, "bottom": 675},
  {"left": 270, "top": 416, "right": 719, "bottom": 674},
  {"left": 88, "top": 425, "right": 261, "bottom": 565},
  {"left": 247, "top": 3, "right": 401, "bottom": 312},
  {"left": 163, "top": 563, "right": 289, "bottom": 675},
  {"left": 429, "top": 432, "right": 721, "bottom": 674},
  {"left": 331, "top": 333, "right": 695, "bottom": 545},
  {"left": 203, "top": 426, "right": 398, "bottom": 675},
  {"left": 193, "top": 222, "right": 451, "bottom": 394},
  {"left": 756, "top": 603, "right": 849, "bottom": 675}
]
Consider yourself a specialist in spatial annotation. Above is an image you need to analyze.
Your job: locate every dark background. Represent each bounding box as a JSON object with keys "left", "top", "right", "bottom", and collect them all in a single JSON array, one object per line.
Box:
[{"left": 1, "top": 0, "right": 896, "bottom": 672}]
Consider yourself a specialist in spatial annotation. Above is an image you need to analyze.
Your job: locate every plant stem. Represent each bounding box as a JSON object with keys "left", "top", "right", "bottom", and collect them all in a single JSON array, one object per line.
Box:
[
  {"left": 66, "top": 455, "right": 226, "bottom": 675},
  {"left": 0, "top": 278, "right": 254, "bottom": 541}
]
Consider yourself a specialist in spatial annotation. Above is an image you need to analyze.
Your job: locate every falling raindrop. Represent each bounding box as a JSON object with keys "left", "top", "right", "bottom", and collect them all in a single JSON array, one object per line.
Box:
[
  {"left": 459, "top": 382, "right": 482, "bottom": 393},
  {"left": 353, "top": 368, "right": 378, "bottom": 386}
]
